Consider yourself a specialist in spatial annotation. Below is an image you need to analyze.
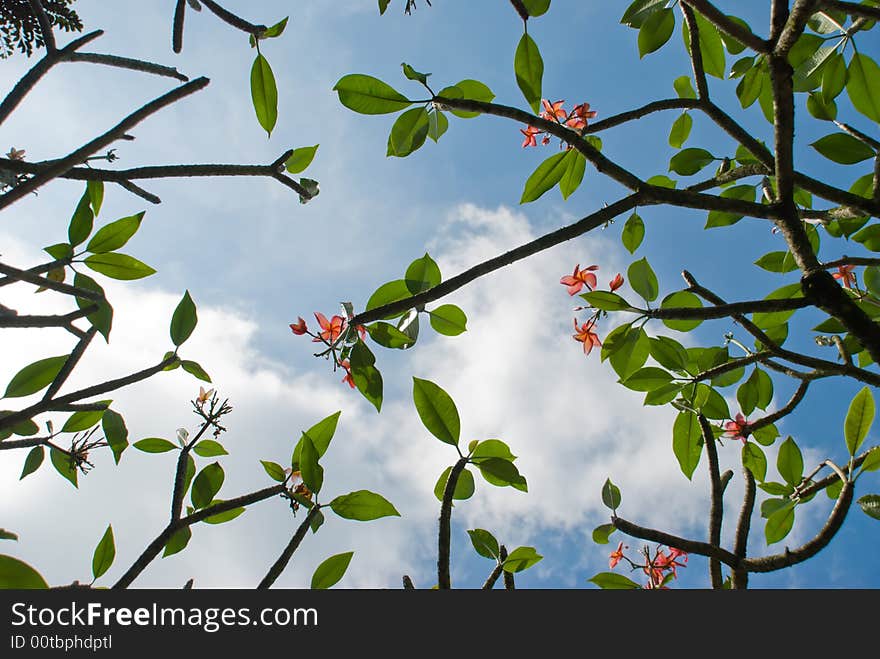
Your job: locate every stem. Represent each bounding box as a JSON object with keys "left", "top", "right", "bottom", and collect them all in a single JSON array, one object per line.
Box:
[
  {"left": 612, "top": 516, "right": 740, "bottom": 567},
  {"left": 698, "top": 414, "right": 724, "bottom": 589},
  {"left": 257, "top": 505, "right": 322, "bottom": 589},
  {"left": 731, "top": 467, "right": 756, "bottom": 589},
  {"left": 438, "top": 457, "right": 468, "bottom": 589}
]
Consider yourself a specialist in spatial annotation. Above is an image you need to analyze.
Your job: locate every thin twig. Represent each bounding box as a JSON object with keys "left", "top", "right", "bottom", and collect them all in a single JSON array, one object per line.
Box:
[
  {"left": 698, "top": 414, "right": 724, "bottom": 589},
  {"left": 0, "top": 77, "right": 210, "bottom": 210},
  {"left": 257, "top": 505, "right": 322, "bottom": 589}
]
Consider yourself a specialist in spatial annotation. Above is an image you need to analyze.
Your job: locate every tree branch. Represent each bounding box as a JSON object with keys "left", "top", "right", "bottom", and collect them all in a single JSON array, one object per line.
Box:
[
  {"left": 731, "top": 467, "right": 756, "bottom": 589},
  {"left": 438, "top": 457, "right": 468, "bottom": 589},
  {"left": 67, "top": 52, "right": 189, "bottom": 81},
  {"left": 742, "top": 478, "right": 854, "bottom": 573},
  {"left": 0, "top": 30, "right": 103, "bottom": 127},
  {"left": 611, "top": 516, "right": 740, "bottom": 567},
  {"left": 681, "top": 0, "right": 769, "bottom": 52},
  {"left": 698, "top": 414, "right": 724, "bottom": 589},
  {"left": 0, "top": 77, "right": 210, "bottom": 210},
  {"left": 257, "top": 505, "right": 322, "bottom": 589}
]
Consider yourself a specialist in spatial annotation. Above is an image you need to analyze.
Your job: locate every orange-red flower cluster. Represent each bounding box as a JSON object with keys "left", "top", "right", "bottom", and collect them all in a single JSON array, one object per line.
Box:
[
  {"left": 520, "top": 98, "right": 598, "bottom": 148},
  {"left": 608, "top": 543, "right": 688, "bottom": 589},
  {"left": 561, "top": 264, "right": 623, "bottom": 357},
  {"left": 289, "top": 311, "right": 365, "bottom": 389}
]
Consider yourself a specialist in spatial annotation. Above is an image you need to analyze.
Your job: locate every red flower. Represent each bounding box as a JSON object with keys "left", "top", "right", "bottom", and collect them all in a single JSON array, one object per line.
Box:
[
  {"left": 340, "top": 359, "right": 356, "bottom": 389},
  {"left": 609, "top": 273, "right": 624, "bottom": 292},
  {"left": 723, "top": 413, "right": 749, "bottom": 443},
  {"left": 832, "top": 264, "right": 857, "bottom": 289},
  {"left": 313, "top": 312, "right": 345, "bottom": 344},
  {"left": 541, "top": 98, "right": 568, "bottom": 122},
  {"left": 289, "top": 317, "right": 308, "bottom": 335},
  {"left": 566, "top": 102, "right": 598, "bottom": 131},
  {"left": 573, "top": 318, "right": 602, "bottom": 355},
  {"left": 520, "top": 125, "right": 540, "bottom": 148},
  {"left": 609, "top": 541, "right": 625, "bottom": 569},
  {"left": 560, "top": 263, "right": 598, "bottom": 295}
]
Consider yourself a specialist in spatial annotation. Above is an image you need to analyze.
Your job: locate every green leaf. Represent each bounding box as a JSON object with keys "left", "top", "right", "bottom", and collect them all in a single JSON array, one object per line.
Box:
[
  {"left": 752, "top": 283, "right": 802, "bottom": 329},
  {"left": 673, "top": 75, "right": 697, "bottom": 99},
  {"left": 759, "top": 481, "right": 793, "bottom": 496},
  {"left": 202, "top": 502, "right": 246, "bottom": 525},
  {"left": 515, "top": 32, "right": 544, "bottom": 113},
  {"left": 765, "top": 503, "right": 796, "bottom": 544},
  {"left": 433, "top": 465, "right": 475, "bottom": 501},
  {"left": 170, "top": 290, "right": 198, "bottom": 347},
  {"left": 601, "top": 478, "right": 621, "bottom": 510},
  {"left": 333, "top": 74, "right": 412, "bottom": 115},
  {"left": 683, "top": 11, "right": 726, "bottom": 78},
  {"left": 0, "top": 529, "right": 17, "bottom": 541},
  {"left": 193, "top": 440, "right": 228, "bottom": 457},
  {"left": 87, "top": 180, "right": 104, "bottom": 217},
  {"left": 638, "top": 8, "right": 674, "bottom": 58},
  {"left": 646, "top": 174, "right": 677, "bottom": 188},
  {"left": 668, "top": 112, "right": 692, "bottom": 148},
  {"left": 520, "top": 150, "right": 568, "bottom": 203},
  {"left": 163, "top": 526, "right": 191, "bottom": 557},
  {"left": 777, "top": 436, "right": 804, "bottom": 487},
  {"left": 622, "top": 367, "right": 673, "bottom": 392},
  {"left": 669, "top": 147, "right": 714, "bottom": 176},
  {"left": 622, "top": 212, "right": 645, "bottom": 254},
  {"left": 412, "top": 377, "right": 460, "bottom": 446},
  {"left": 673, "top": 411, "right": 703, "bottom": 479},
  {"left": 61, "top": 407, "right": 107, "bottom": 433},
  {"left": 133, "top": 437, "right": 177, "bottom": 453},
  {"left": 299, "top": 433, "right": 324, "bottom": 495},
  {"left": 191, "top": 462, "right": 224, "bottom": 510},
  {"left": 365, "top": 279, "right": 412, "bottom": 319},
  {"left": 591, "top": 523, "right": 617, "bottom": 545},
  {"left": 349, "top": 341, "right": 383, "bottom": 413},
  {"left": 649, "top": 336, "right": 688, "bottom": 371},
  {"left": 627, "top": 257, "right": 659, "bottom": 303},
  {"left": 261, "top": 460, "right": 287, "bottom": 483},
  {"left": 810, "top": 133, "right": 875, "bottom": 164},
  {"left": 91, "top": 524, "right": 115, "bottom": 580},
  {"left": 329, "top": 490, "right": 400, "bottom": 521},
  {"left": 285, "top": 145, "right": 319, "bottom": 174},
  {"left": 311, "top": 551, "right": 354, "bottom": 589},
  {"left": 440, "top": 79, "right": 495, "bottom": 119},
  {"left": 250, "top": 54, "right": 278, "bottom": 137},
  {"left": 50, "top": 447, "right": 77, "bottom": 488},
  {"left": 581, "top": 291, "right": 633, "bottom": 312},
  {"left": 467, "top": 529, "right": 500, "bottom": 559},
  {"left": 387, "top": 107, "right": 430, "bottom": 157},
  {"left": 502, "top": 546, "right": 543, "bottom": 573},
  {"left": 859, "top": 448, "right": 880, "bottom": 475},
  {"left": 0, "top": 555, "right": 48, "bottom": 588},
  {"left": 752, "top": 422, "right": 779, "bottom": 447},
  {"left": 86, "top": 212, "right": 144, "bottom": 254},
  {"left": 366, "top": 321, "right": 414, "bottom": 349},
  {"left": 608, "top": 326, "right": 650, "bottom": 380},
  {"left": 736, "top": 65, "right": 764, "bottom": 108},
  {"left": 181, "top": 360, "right": 211, "bottom": 383},
  {"left": 102, "top": 409, "right": 128, "bottom": 465},
  {"left": 428, "top": 305, "right": 468, "bottom": 336},
  {"left": 4, "top": 355, "right": 67, "bottom": 398},
  {"left": 847, "top": 53, "right": 880, "bottom": 124},
  {"left": 522, "top": 0, "right": 551, "bottom": 17},
  {"left": 559, "top": 149, "right": 586, "bottom": 200},
  {"left": 44, "top": 242, "right": 73, "bottom": 260},
  {"left": 476, "top": 458, "right": 526, "bottom": 490},
  {"left": 68, "top": 191, "right": 94, "bottom": 248},
  {"left": 588, "top": 572, "right": 641, "bottom": 589},
  {"left": 20, "top": 446, "right": 44, "bottom": 480},
  {"left": 742, "top": 442, "right": 768, "bottom": 482},
  {"left": 822, "top": 52, "right": 847, "bottom": 103},
  {"left": 427, "top": 109, "right": 448, "bottom": 142},
  {"left": 719, "top": 15, "right": 748, "bottom": 54},
  {"left": 378, "top": 0, "right": 390, "bottom": 14},
  {"left": 622, "top": 0, "right": 669, "bottom": 28},
  {"left": 754, "top": 251, "right": 799, "bottom": 274},
  {"left": 84, "top": 253, "right": 155, "bottom": 280},
  {"left": 845, "top": 386, "right": 875, "bottom": 456},
  {"left": 402, "top": 62, "right": 430, "bottom": 85},
  {"left": 858, "top": 494, "right": 880, "bottom": 520},
  {"left": 74, "top": 273, "right": 112, "bottom": 342},
  {"left": 405, "top": 253, "right": 441, "bottom": 295}
]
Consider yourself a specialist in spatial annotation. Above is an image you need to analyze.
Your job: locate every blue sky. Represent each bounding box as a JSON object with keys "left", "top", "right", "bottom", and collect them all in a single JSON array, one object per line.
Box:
[{"left": 1, "top": 1, "right": 878, "bottom": 589}]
